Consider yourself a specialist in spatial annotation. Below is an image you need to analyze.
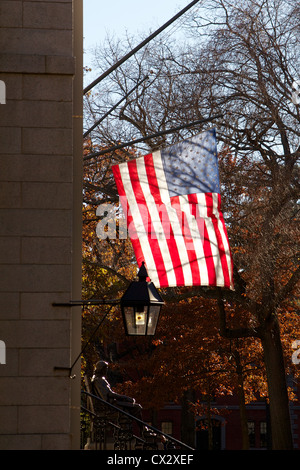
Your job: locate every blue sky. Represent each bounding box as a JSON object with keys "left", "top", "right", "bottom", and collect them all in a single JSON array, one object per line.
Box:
[{"left": 83, "top": 0, "right": 191, "bottom": 66}]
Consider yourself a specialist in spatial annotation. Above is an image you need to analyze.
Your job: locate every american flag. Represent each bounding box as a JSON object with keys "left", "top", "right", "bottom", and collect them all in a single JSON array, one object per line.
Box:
[{"left": 112, "top": 129, "right": 234, "bottom": 289}]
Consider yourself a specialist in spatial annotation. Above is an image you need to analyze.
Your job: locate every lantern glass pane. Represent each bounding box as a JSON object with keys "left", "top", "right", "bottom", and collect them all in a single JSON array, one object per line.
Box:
[
  {"left": 146, "top": 305, "right": 161, "bottom": 335},
  {"left": 124, "top": 306, "right": 147, "bottom": 335}
]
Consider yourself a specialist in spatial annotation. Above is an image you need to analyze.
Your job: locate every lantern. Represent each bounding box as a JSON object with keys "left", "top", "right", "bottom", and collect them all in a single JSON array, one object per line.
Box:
[{"left": 120, "top": 262, "right": 164, "bottom": 336}]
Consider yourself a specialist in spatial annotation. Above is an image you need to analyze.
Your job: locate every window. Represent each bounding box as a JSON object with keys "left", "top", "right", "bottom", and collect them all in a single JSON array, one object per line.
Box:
[
  {"left": 196, "top": 418, "right": 222, "bottom": 450},
  {"left": 161, "top": 421, "right": 173, "bottom": 436},
  {"left": 260, "top": 421, "right": 267, "bottom": 448},
  {"left": 247, "top": 421, "right": 255, "bottom": 448}
]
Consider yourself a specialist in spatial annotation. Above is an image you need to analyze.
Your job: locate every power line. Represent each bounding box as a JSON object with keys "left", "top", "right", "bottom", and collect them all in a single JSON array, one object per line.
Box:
[
  {"left": 83, "top": 0, "right": 201, "bottom": 95},
  {"left": 83, "top": 114, "right": 223, "bottom": 161},
  {"left": 83, "top": 76, "right": 149, "bottom": 138}
]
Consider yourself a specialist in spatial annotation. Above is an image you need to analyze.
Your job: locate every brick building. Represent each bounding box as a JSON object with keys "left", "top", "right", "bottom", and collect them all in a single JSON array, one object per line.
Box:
[{"left": 142, "top": 384, "right": 300, "bottom": 450}]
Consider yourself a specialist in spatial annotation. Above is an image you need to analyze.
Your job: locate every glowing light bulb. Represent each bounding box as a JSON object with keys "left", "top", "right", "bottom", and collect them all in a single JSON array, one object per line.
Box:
[{"left": 135, "top": 311, "right": 145, "bottom": 325}]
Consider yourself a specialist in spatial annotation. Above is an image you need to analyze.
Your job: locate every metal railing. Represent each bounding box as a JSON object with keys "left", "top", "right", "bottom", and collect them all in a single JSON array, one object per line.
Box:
[{"left": 81, "top": 389, "right": 194, "bottom": 451}]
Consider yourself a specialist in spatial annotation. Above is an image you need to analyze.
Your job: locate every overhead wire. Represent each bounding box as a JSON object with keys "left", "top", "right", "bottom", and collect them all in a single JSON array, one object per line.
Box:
[
  {"left": 83, "top": 0, "right": 201, "bottom": 95},
  {"left": 84, "top": 0, "right": 205, "bottom": 156},
  {"left": 83, "top": 75, "right": 149, "bottom": 138},
  {"left": 84, "top": 114, "right": 223, "bottom": 161}
]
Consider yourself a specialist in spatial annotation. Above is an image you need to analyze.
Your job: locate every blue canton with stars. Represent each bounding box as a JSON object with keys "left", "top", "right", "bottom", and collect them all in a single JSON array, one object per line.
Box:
[{"left": 160, "top": 128, "right": 220, "bottom": 198}]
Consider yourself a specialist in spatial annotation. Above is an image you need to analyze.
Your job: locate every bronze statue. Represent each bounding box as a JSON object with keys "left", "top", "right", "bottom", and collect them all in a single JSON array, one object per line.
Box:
[{"left": 91, "top": 360, "right": 143, "bottom": 421}]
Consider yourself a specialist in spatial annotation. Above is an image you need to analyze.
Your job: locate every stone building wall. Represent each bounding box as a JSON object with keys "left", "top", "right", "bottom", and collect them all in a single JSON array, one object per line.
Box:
[{"left": 0, "top": 0, "right": 83, "bottom": 449}]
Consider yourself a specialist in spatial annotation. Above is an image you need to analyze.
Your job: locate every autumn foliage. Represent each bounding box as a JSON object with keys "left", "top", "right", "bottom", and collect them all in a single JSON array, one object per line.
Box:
[{"left": 82, "top": 0, "right": 300, "bottom": 449}]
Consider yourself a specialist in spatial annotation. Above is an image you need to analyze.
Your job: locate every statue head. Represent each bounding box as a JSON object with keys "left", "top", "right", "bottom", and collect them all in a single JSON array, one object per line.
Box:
[{"left": 94, "top": 360, "right": 109, "bottom": 376}]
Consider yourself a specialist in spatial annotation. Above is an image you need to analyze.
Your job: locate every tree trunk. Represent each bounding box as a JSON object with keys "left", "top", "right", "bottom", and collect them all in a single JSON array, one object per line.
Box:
[
  {"left": 206, "top": 394, "right": 213, "bottom": 450},
  {"left": 180, "top": 390, "right": 195, "bottom": 448},
  {"left": 261, "top": 318, "right": 293, "bottom": 450},
  {"left": 235, "top": 351, "right": 250, "bottom": 450}
]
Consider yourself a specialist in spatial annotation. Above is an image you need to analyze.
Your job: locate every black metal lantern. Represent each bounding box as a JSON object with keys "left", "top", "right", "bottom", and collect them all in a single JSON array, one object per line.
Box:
[{"left": 120, "top": 262, "right": 164, "bottom": 336}]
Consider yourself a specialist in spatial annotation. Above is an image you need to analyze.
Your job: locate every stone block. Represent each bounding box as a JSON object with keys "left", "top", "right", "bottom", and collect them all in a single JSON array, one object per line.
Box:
[
  {"left": 0, "top": 293, "right": 20, "bottom": 320},
  {"left": 19, "top": 348, "right": 70, "bottom": 376},
  {"left": 23, "top": 0, "right": 72, "bottom": 2},
  {"left": 41, "top": 433, "right": 71, "bottom": 450},
  {"left": 21, "top": 237, "right": 71, "bottom": 264},
  {"left": 0, "top": 182, "right": 21, "bottom": 208},
  {"left": 0, "top": 377, "right": 70, "bottom": 405},
  {"left": 22, "top": 128, "right": 73, "bottom": 155},
  {"left": 23, "top": 2, "right": 72, "bottom": 30},
  {"left": 23, "top": 75, "right": 72, "bottom": 101},
  {"left": 0, "top": 434, "right": 42, "bottom": 450},
  {"left": 18, "top": 405, "right": 70, "bottom": 433},
  {"left": 0, "top": 349, "right": 18, "bottom": 376},
  {"left": 0, "top": 155, "right": 73, "bottom": 182},
  {"left": 0, "top": 237, "right": 20, "bottom": 263},
  {"left": 21, "top": 182, "right": 73, "bottom": 209},
  {"left": 0, "top": 406, "right": 18, "bottom": 434},
  {"left": 0, "top": 265, "right": 72, "bottom": 292},
  {"left": 0, "top": 1, "right": 22, "bottom": 28},
  {"left": 45, "top": 55, "right": 76, "bottom": 75},
  {"left": 0, "top": 29, "right": 72, "bottom": 56},
  {"left": 0, "top": 101, "right": 72, "bottom": 128},
  {"left": 0, "top": 128, "right": 21, "bottom": 154},
  {"left": 20, "top": 292, "right": 71, "bottom": 320},
  {"left": 0, "top": 53, "right": 46, "bottom": 74},
  {"left": 0, "top": 320, "right": 70, "bottom": 348},
  {"left": 0, "top": 74, "right": 22, "bottom": 99},
  {"left": 0, "top": 209, "right": 72, "bottom": 237}
]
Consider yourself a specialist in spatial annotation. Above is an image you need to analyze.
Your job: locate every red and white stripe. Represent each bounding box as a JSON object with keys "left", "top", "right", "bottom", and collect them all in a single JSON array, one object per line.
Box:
[{"left": 112, "top": 149, "right": 234, "bottom": 289}]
